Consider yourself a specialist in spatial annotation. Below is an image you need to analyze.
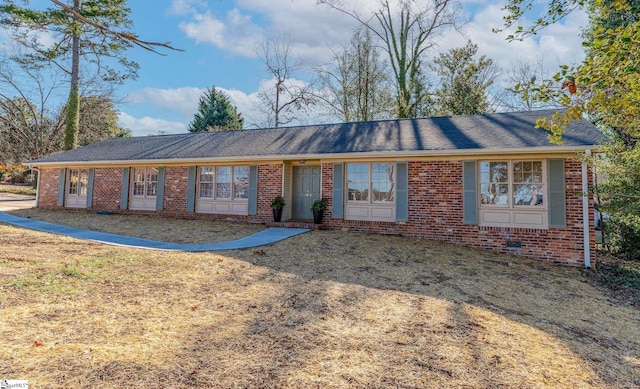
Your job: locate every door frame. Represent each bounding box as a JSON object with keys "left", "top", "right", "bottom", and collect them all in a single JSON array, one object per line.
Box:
[{"left": 291, "top": 165, "right": 321, "bottom": 220}]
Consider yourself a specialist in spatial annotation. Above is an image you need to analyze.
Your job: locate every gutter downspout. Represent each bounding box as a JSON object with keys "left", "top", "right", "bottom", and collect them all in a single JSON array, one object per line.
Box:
[
  {"left": 582, "top": 150, "right": 592, "bottom": 269},
  {"left": 28, "top": 165, "right": 40, "bottom": 208}
]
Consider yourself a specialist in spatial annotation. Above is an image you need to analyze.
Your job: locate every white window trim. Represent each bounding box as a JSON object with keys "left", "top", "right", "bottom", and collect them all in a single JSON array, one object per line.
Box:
[
  {"left": 197, "top": 165, "right": 249, "bottom": 202},
  {"left": 345, "top": 162, "right": 396, "bottom": 222},
  {"left": 196, "top": 165, "right": 249, "bottom": 215},
  {"left": 129, "top": 167, "right": 158, "bottom": 211},
  {"left": 131, "top": 167, "right": 158, "bottom": 199},
  {"left": 346, "top": 162, "right": 396, "bottom": 204},
  {"left": 478, "top": 160, "right": 548, "bottom": 229},
  {"left": 65, "top": 168, "right": 88, "bottom": 208}
]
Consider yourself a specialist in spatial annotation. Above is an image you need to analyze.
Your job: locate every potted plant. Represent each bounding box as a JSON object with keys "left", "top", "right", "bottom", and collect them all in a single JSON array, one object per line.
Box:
[
  {"left": 311, "top": 198, "right": 328, "bottom": 224},
  {"left": 270, "top": 196, "right": 286, "bottom": 222}
]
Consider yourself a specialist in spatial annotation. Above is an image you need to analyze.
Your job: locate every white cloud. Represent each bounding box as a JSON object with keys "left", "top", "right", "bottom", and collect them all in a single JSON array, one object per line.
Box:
[
  {"left": 179, "top": 11, "right": 227, "bottom": 46},
  {"left": 126, "top": 87, "right": 204, "bottom": 119},
  {"left": 457, "top": 2, "right": 587, "bottom": 70},
  {"left": 118, "top": 112, "right": 187, "bottom": 137},
  {"left": 176, "top": 5, "right": 263, "bottom": 57},
  {"left": 171, "top": 0, "right": 366, "bottom": 61},
  {"left": 168, "top": 0, "right": 207, "bottom": 16}
]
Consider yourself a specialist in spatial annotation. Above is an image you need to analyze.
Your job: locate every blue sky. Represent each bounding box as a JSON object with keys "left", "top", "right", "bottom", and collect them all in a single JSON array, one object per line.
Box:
[{"left": 5, "top": 1, "right": 590, "bottom": 136}]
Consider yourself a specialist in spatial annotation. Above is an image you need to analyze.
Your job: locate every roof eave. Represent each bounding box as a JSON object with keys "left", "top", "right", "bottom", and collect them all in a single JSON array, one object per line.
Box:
[{"left": 25, "top": 145, "right": 600, "bottom": 168}]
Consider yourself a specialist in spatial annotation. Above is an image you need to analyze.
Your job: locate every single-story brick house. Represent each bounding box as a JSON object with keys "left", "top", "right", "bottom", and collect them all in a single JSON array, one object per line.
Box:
[{"left": 27, "top": 110, "right": 606, "bottom": 267}]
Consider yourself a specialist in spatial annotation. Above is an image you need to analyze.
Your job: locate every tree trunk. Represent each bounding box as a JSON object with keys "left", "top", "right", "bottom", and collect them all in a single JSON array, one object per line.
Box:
[{"left": 63, "top": 0, "right": 81, "bottom": 150}]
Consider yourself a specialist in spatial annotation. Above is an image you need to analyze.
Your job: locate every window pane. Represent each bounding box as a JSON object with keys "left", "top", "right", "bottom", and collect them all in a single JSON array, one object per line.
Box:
[
  {"left": 68, "top": 169, "right": 79, "bottom": 195},
  {"left": 199, "top": 183, "right": 213, "bottom": 198},
  {"left": 133, "top": 168, "right": 146, "bottom": 196},
  {"left": 371, "top": 163, "right": 394, "bottom": 202},
  {"left": 216, "top": 166, "right": 231, "bottom": 199},
  {"left": 200, "top": 167, "right": 214, "bottom": 182},
  {"left": 198, "top": 167, "right": 214, "bottom": 198},
  {"left": 480, "top": 162, "right": 509, "bottom": 205},
  {"left": 513, "top": 160, "right": 544, "bottom": 206},
  {"left": 233, "top": 166, "right": 249, "bottom": 199},
  {"left": 146, "top": 168, "right": 158, "bottom": 197},
  {"left": 347, "top": 163, "right": 369, "bottom": 201},
  {"left": 78, "top": 169, "right": 88, "bottom": 196}
]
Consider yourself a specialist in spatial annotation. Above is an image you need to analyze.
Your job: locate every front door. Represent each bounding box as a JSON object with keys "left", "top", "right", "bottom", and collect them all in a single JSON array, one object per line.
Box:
[{"left": 292, "top": 166, "right": 321, "bottom": 220}]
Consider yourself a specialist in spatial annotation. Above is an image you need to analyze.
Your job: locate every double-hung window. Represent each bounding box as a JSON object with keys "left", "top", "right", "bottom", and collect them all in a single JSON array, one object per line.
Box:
[
  {"left": 345, "top": 162, "right": 395, "bottom": 221},
  {"left": 233, "top": 166, "right": 249, "bottom": 199},
  {"left": 199, "top": 167, "right": 215, "bottom": 198},
  {"left": 196, "top": 165, "right": 250, "bottom": 215},
  {"left": 479, "top": 160, "right": 547, "bottom": 228}
]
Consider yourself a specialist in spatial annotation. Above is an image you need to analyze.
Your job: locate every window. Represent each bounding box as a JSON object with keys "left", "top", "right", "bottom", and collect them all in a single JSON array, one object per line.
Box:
[
  {"left": 233, "top": 166, "right": 249, "bottom": 199},
  {"left": 132, "top": 167, "right": 158, "bottom": 197},
  {"left": 216, "top": 166, "right": 231, "bottom": 199},
  {"left": 68, "top": 169, "right": 88, "bottom": 196},
  {"left": 347, "top": 163, "right": 395, "bottom": 203},
  {"left": 198, "top": 165, "right": 249, "bottom": 200},
  {"left": 480, "top": 162, "right": 509, "bottom": 205},
  {"left": 513, "top": 161, "right": 544, "bottom": 206},
  {"left": 480, "top": 160, "right": 545, "bottom": 208},
  {"left": 199, "top": 167, "right": 214, "bottom": 198}
]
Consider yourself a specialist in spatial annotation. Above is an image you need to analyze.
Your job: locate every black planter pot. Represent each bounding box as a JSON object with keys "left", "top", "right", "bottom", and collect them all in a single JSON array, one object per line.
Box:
[
  {"left": 272, "top": 208, "right": 283, "bottom": 222},
  {"left": 312, "top": 209, "right": 323, "bottom": 224}
]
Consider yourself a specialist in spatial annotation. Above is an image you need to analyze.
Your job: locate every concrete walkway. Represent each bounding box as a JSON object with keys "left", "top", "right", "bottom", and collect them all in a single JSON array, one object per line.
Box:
[{"left": 0, "top": 195, "right": 310, "bottom": 251}]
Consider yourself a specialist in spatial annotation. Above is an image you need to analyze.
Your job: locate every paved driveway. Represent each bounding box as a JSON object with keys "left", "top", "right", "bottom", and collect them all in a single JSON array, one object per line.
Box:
[{"left": 0, "top": 192, "right": 36, "bottom": 211}]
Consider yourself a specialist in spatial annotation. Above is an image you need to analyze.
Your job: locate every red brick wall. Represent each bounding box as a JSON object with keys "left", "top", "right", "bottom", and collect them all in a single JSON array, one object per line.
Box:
[
  {"left": 37, "top": 168, "right": 62, "bottom": 208},
  {"left": 36, "top": 159, "right": 594, "bottom": 266},
  {"left": 256, "top": 163, "right": 283, "bottom": 223},
  {"left": 320, "top": 159, "right": 594, "bottom": 266},
  {"left": 92, "top": 168, "right": 123, "bottom": 211},
  {"left": 163, "top": 166, "right": 189, "bottom": 213}
]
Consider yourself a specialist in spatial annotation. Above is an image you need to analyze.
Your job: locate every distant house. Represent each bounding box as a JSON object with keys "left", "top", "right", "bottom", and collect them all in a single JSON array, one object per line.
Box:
[{"left": 27, "top": 110, "right": 606, "bottom": 267}]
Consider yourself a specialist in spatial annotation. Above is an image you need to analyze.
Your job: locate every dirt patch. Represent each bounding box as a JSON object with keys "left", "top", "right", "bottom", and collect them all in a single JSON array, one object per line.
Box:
[
  {"left": 8, "top": 208, "right": 264, "bottom": 243},
  {"left": 0, "top": 215, "right": 638, "bottom": 388}
]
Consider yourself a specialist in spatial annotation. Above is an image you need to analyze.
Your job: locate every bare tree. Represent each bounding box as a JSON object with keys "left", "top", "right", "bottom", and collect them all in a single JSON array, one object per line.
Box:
[
  {"left": 315, "top": 28, "right": 393, "bottom": 122},
  {"left": 256, "top": 34, "right": 315, "bottom": 128},
  {"left": 0, "top": 58, "right": 65, "bottom": 164},
  {"left": 319, "top": 0, "right": 464, "bottom": 118},
  {"left": 0, "top": 55, "right": 128, "bottom": 165},
  {"left": 501, "top": 57, "right": 563, "bottom": 112}
]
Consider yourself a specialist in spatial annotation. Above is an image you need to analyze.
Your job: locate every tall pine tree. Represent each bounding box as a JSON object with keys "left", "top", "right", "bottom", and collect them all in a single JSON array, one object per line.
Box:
[{"left": 0, "top": 0, "right": 179, "bottom": 150}]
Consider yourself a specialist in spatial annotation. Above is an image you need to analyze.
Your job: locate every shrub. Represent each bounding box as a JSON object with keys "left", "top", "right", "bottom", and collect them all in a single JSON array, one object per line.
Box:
[
  {"left": 603, "top": 214, "right": 640, "bottom": 261},
  {"left": 6, "top": 164, "right": 27, "bottom": 184}
]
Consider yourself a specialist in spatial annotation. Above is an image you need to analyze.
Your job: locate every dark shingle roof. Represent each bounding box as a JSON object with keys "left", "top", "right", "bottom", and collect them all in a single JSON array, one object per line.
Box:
[{"left": 30, "top": 110, "right": 607, "bottom": 165}]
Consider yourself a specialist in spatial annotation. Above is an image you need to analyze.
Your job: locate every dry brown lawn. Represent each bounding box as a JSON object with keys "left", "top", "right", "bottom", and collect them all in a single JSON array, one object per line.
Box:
[
  {"left": 1, "top": 210, "right": 639, "bottom": 388},
  {"left": 9, "top": 208, "right": 264, "bottom": 243}
]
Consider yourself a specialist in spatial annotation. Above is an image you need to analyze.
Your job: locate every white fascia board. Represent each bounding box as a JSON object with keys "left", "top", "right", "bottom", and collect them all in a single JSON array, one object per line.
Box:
[{"left": 26, "top": 145, "right": 598, "bottom": 168}]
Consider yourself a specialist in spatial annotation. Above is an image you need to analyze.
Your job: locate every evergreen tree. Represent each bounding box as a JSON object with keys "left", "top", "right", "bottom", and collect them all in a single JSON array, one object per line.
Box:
[
  {"left": 431, "top": 41, "right": 496, "bottom": 116},
  {"left": 188, "top": 87, "right": 243, "bottom": 132}
]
